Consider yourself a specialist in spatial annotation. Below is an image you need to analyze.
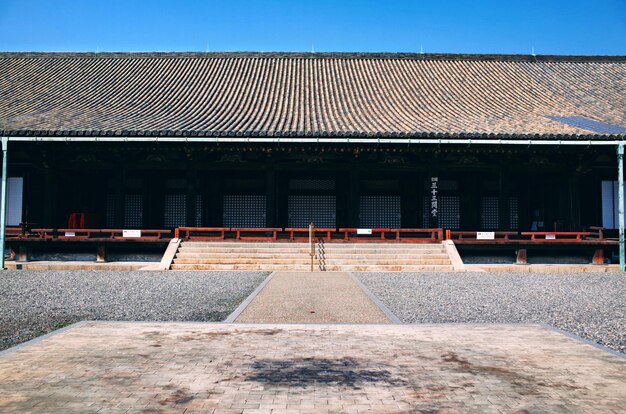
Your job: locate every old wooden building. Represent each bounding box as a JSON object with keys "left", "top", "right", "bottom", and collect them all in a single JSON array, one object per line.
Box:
[{"left": 0, "top": 52, "right": 624, "bottom": 243}]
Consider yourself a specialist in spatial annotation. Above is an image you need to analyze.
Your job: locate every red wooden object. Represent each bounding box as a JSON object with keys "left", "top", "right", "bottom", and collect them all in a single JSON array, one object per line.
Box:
[
  {"left": 516, "top": 249, "right": 528, "bottom": 264},
  {"left": 176, "top": 227, "right": 229, "bottom": 240},
  {"left": 338, "top": 228, "right": 389, "bottom": 241},
  {"left": 234, "top": 228, "right": 281, "bottom": 241},
  {"left": 391, "top": 228, "right": 443, "bottom": 241},
  {"left": 284, "top": 228, "right": 335, "bottom": 241},
  {"left": 449, "top": 231, "right": 518, "bottom": 241},
  {"left": 520, "top": 232, "right": 591, "bottom": 241},
  {"left": 592, "top": 249, "right": 604, "bottom": 265}
]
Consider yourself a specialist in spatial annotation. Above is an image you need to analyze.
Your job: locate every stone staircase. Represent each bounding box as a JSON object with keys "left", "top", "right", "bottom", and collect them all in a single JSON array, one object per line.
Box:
[{"left": 170, "top": 241, "right": 454, "bottom": 271}]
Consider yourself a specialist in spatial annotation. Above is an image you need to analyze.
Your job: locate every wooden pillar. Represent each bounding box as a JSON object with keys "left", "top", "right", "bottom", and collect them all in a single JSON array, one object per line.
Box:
[
  {"left": 275, "top": 173, "right": 288, "bottom": 228},
  {"left": 96, "top": 244, "right": 107, "bottom": 262},
  {"left": 402, "top": 171, "right": 418, "bottom": 228},
  {"left": 348, "top": 167, "right": 360, "bottom": 227},
  {"left": 114, "top": 169, "right": 125, "bottom": 228},
  {"left": 460, "top": 172, "right": 476, "bottom": 230},
  {"left": 147, "top": 172, "right": 162, "bottom": 228},
  {"left": 516, "top": 248, "right": 528, "bottom": 265},
  {"left": 266, "top": 167, "right": 276, "bottom": 227},
  {"left": 206, "top": 171, "right": 221, "bottom": 226},
  {"left": 18, "top": 245, "right": 28, "bottom": 262},
  {"left": 569, "top": 173, "right": 581, "bottom": 231},
  {"left": 592, "top": 248, "right": 604, "bottom": 265},
  {"left": 499, "top": 168, "right": 511, "bottom": 231},
  {"left": 186, "top": 169, "right": 198, "bottom": 227},
  {"left": 43, "top": 169, "right": 58, "bottom": 227}
]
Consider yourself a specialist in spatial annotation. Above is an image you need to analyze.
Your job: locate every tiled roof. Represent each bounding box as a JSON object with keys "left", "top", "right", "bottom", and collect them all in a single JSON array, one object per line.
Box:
[{"left": 0, "top": 52, "right": 625, "bottom": 139}]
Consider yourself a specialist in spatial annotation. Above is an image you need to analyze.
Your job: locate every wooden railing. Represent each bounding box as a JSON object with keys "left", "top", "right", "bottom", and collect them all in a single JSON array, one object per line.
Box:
[
  {"left": 337, "top": 228, "right": 443, "bottom": 241},
  {"left": 175, "top": 227, "right": 281, "bottom": 241},
  {"left": 7, "top": 228, "right": 172, "bottom": 240},
  {"left": 447, "top": 231, "right": 518, "bottom": 241},
  {"left": 285, "top": 227, "right": 335, "bottom": 241},
  {"left": 520, "top": 231, "right": 592, "bottom": 241},
  {"left": 5, "top": 226, "right": 611, "bottom": 245},
  {"left": 448, "top": 230, "right": 606, "bottom": 243}
]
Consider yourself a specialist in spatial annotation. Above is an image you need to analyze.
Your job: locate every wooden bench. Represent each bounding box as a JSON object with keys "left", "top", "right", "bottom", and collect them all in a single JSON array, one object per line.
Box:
[{"left": 284, "top": 228, "right": 335, "bottom": 241}]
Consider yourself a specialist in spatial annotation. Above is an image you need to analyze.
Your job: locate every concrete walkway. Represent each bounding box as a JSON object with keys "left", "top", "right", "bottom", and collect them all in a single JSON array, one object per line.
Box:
[
  {"left": 1, "top": 322, "right": 624, "bottom": 413},
  {"left": 234, "top": 271, "right": 392, "bottom": 324}
]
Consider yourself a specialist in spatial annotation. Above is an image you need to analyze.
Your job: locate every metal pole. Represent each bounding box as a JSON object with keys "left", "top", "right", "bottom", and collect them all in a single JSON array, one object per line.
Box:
[
  {"left": 0, "top": 137, "right": 8, "bottom": 270},
  {"left": 618, "top": 144, "right": 624, "bottom": 271},
  {"left": 309, "top": 223, "right": 314, "bottom": 272}
]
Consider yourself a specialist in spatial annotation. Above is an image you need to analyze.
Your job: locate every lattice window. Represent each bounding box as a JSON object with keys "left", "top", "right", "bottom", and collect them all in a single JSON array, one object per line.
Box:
[
  {"left": 124, "top": 194, "right": 143, "bottom": 228},
  {"left": 289, "top": 179, "right": 335, "bottom": 190},
  {"left": 509, "top": 197, "right": 519, "bottom": 230},
  {"left": 439, "top": 196, "right": 460, "bottom": 229},
  {"left": 195, "top": 195, "right": 203, "bottom": 227},
  {"left": 421, "top": 196, "right": 459, "bottom": 229},
  {"left": 223, "top": 195, "right": 266, "bottom": 227},
  {"left": 288, "top": 195, "right": 336, "bottom": 227},
  {"left": 359, "top": 196, "right": 401, "bottom": 228},
  {"left": 106, "top": 194, "right": 116, "bottom": 227},
  {"left": 164, "top": 195, "right": 187, "bottom": 227},
  {"left": 480, "top": 197, "right": 499, "bottom": 230}
]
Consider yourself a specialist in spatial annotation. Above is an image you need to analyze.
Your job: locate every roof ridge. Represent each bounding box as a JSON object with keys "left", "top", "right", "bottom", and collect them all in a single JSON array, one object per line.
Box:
[{"left": 0, "top": 51, "right": 625, "bottom": 63}]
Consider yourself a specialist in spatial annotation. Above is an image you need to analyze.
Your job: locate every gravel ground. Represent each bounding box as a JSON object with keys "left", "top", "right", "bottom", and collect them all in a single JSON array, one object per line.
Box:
[
  {"left": 356, "top": 272, "right": 626, "bottom": 354},
  {"left": 0, "top": 270, "right": 269, "bottom": 351}
]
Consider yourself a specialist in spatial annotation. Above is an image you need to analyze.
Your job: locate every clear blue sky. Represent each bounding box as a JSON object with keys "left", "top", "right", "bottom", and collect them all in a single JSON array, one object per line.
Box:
[{"left": 0, "top": 0, "right": 624, "bottom": 55}]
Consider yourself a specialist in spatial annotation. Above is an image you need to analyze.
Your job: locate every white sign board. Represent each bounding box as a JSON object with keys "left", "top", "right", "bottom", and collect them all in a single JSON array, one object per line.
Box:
[
  {"left": 64, "top": 232, "right": 75, "bottom": 237},
  {"left": 545, "top": 234, "right": 556, "bottom": 240},
  {"left": 476, "top": 231, "right": 495, "bottom": 240},
  {"left": 123, "top": 230, "right": 142, "bottom": 238},
  {"left": 356, "top": 229, "right": 372, "bottom": 235}
]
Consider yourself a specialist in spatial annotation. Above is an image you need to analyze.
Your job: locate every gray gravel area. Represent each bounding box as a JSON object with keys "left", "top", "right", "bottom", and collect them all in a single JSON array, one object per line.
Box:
[
  {"left": 0, "top": 270, "right": 268, "bottom": 351},
  {"left": 356, "top": 272, "right": 626, "bottom": 354}
]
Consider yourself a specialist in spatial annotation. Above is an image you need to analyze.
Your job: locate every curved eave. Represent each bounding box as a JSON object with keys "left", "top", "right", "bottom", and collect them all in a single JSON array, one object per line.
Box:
[{"left": 1, "top": 129, "right": 625, "bottom": 145}]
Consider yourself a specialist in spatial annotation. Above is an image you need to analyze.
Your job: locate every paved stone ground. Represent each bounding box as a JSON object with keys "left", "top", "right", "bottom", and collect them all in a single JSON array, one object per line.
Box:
[
  {"left": 235, "top": 272, "right": 390, "bottom": 324},
  {"left": 1, "top": 322, "right": 624, "bottom": 413}
]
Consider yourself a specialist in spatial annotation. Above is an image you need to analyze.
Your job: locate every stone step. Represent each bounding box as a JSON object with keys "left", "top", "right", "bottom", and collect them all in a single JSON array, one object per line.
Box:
[
  {"left": 178, "top": 248, "right": 317, "bottom": 254},
  {"left": 177, "top": 252, "right": 308, "bottom": 256},
  {"left": 323, "top": 265, "right": 455, "bottom": 271},
  {"left": 170, "top": 264, "right": 312, "bottom": 271},
  {"left": 176, "top": 250, "right": 448, "bottom": 259},
  {"left": 170, "top": 263, "right": 454, "bottom": 271},
  {"left": 178, "top": 248, "right": 445, "bottom": 255},
  {"left": 181, "top": 243, "right": 311, "bottom": 248},
  {"left": 180, "top": 242, "right": 443, "bottom": 249},
  {"left": 173, "top": 241, "right": 453, "bottom": 271},
  {"left": 172, "top": 257, "right": 451, "bottom": 265}
]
